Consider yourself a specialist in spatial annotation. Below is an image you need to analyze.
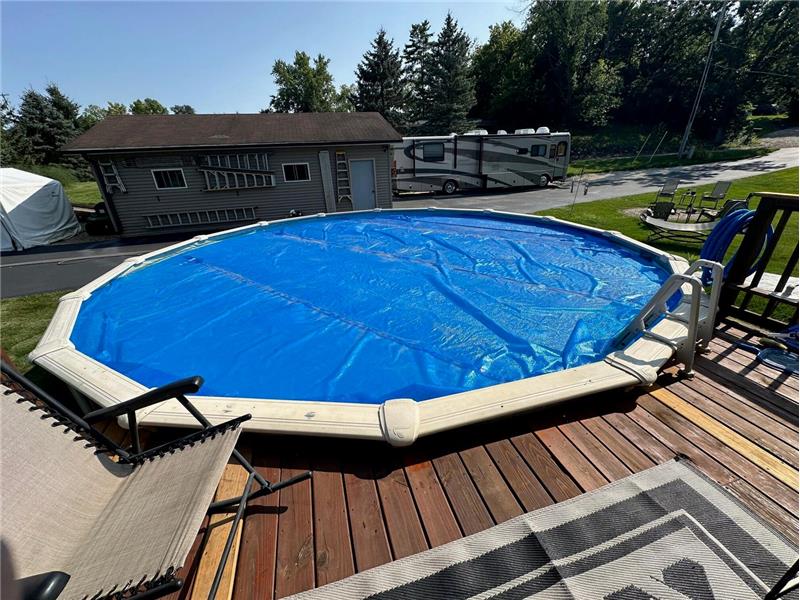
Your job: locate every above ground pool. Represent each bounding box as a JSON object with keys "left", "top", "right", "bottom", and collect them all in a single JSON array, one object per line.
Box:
[{"left": 33, "top": 209, "right": 712, "bottom": 445}]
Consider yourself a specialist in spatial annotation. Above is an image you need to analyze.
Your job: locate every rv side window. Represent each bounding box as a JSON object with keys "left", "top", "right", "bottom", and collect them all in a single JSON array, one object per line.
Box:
[
  {"left": 557, "top": 142, "right": 568, "bottom": 157},
  {"left": 549, "top": 145, "right": 557, "bottom": 159},
  {"left": 530, "top": 145, "right": 547, "bottom": 157},
  {"left": 422, "top": 143, "right": 445, "bottom": 162}
]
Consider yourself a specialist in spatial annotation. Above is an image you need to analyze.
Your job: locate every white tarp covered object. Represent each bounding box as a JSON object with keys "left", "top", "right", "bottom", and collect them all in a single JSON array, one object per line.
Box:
[{"left": 1, "top": 168, "right": 81, "bottom": 251}]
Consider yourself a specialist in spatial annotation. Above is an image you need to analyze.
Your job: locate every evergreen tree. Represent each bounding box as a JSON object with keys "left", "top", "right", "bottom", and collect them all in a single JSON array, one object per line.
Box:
[
  {"left": 425, "top": 13, "right": 474, "bottom": 134},
  {"left": 402, "top": 20, "right": 433, "bottom": 130},
  {"left": 14, "top": 85, "right": 81, "bottom": 166},
  {"left": 354, "top": 29, "right": 405, "bottom": 129}
]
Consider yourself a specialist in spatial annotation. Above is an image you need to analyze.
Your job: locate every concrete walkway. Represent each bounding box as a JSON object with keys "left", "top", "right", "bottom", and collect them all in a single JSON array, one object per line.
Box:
[
  {"left": 2, "top": 147, "right": 796, "bottom": 298},
  {"left": 394, "top": 146, "right": 798, "bottom": 214}
]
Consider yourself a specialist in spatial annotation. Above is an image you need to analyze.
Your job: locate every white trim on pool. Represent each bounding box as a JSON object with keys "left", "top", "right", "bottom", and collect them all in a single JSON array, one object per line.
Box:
[{"left": 30, "top": 208, "right": 722, "bottom": 446}]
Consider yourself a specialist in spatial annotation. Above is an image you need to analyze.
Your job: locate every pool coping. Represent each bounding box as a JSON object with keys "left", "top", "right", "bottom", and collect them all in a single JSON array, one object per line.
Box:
[{"left": 30, "top": 208, "right": 713, "bottom": 446}]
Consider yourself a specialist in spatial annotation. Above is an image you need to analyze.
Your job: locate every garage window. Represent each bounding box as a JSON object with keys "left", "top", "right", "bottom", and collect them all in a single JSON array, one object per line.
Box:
[
  {"left": 282, "top": 163, "right": 311, "bottom": 182},
  {"left": 152, "top": 169, "right": 187, "bottom": 190},
  {"left": 421, "top": 142, "right": 445, "bottom": 162}
]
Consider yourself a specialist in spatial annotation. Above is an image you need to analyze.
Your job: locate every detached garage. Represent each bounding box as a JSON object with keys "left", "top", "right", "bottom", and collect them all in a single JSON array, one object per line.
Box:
[
  {"left": 62, "top": 112, "right": 402, "bottom": 236},
  {"left": 0, "top": 168, "right": 81, "bottom": 251}
]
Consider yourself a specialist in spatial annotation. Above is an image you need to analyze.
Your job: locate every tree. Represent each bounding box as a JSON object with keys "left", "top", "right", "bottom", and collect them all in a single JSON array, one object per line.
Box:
[
  {"left": 269, "top": 51, "right": 338, "bottom": 112},
  {"left": 78, "top": 104, "right": 107, "bottom": 130},
  {"left": 354, "top": 29, "right": 405, "bottom": 129},
  {"left": 129, "top": 98, "right": 168, "bottom": 115},
  {"left": 424, "top": 13, "right": 474, "bottom": 134},
  {"left": 105, "top": 102, "right": 128, "bottom": 116},
  {"left": 402, "top": 20, "right": 434, "bottom": 130},
  {"left": 13, "top": 85, "right": 81, "bottom": 166},
  {"left": 332, "top": 84, "right": 356, "bottom": 113},
  {"left": 0, "top": 93, "right": 27, "bottom": 165},
  {"left": 470, "top": 21, "right": 523, "bottom": 125},
  {"left": 170, "top": 104, "right": 196, "bottom": 114}
]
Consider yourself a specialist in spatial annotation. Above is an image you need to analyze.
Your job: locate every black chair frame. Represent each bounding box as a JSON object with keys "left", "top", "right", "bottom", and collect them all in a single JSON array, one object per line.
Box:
[{"left": 0, "top": 362, "right": 311, "bottom": 600}]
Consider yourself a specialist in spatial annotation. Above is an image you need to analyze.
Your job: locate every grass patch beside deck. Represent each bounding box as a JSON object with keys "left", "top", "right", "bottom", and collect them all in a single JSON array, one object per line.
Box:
[
  {"left": 538, "top": 167, "right": 799, "bottom": 273},
  {"left": 0, "top": 291, "right": 64, "bottom": 372}
]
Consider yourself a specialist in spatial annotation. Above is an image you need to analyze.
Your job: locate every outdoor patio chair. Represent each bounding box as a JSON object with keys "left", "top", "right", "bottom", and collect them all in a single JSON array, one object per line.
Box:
[
  {"left": 643, "top": 201, "right": 675, "bottom": 221},
  {"left": 653, "top": 178, "right": 680, "bottom": 203},
  {"left": 697, "top": 194, "right": 749, "bottom": 222},
  {"left": 697, "top": 181, "right": 732, "bottom": 211},
  {"left": 0, "top": 362, "right": 311, "bottom": 600}
]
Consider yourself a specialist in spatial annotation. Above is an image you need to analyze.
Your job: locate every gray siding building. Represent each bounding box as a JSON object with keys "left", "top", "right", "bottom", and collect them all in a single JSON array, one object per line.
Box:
[{"left": 63, "top": 112, "right": 401, "bottom": 236}]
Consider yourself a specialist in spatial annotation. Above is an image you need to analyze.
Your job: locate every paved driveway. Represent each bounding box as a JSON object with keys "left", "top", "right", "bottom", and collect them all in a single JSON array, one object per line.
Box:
[{"left": 393, "top": 147, "right": 798, "bottom": 214}]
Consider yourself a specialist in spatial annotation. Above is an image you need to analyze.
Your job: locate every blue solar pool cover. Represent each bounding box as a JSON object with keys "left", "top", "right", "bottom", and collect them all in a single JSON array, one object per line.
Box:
[{"left": 71, "top": 212, "right": 673, "bottom": 404}]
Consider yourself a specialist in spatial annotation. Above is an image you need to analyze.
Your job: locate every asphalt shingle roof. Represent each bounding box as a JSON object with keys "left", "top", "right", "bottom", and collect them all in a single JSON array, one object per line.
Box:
[{"left": 62, "top": 112, "right": 402, "bottom": 152}]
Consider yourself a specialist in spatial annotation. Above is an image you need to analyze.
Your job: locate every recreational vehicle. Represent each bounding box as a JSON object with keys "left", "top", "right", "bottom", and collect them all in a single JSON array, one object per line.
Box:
[{"left": 392, "top": 128, "right": 571, "bottom": 194}]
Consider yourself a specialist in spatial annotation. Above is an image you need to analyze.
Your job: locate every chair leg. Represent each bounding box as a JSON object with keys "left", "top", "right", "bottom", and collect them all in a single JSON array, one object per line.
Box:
[{"left": 208, "top": 472, "right": 255, "bottom": 600}]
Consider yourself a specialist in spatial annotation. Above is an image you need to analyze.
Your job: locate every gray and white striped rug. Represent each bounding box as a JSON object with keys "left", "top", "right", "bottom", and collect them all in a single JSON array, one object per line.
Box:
[{"left": 288, "top": 459, "right": 796, "bottom": 599}]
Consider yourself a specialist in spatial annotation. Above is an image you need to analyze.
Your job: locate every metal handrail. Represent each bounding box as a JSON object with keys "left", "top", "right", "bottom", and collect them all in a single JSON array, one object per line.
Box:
[{"left": 615, "top": 260, "right": 723, "bottom": 376}]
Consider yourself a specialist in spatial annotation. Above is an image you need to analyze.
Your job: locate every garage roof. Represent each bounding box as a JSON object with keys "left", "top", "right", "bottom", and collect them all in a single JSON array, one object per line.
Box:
[{"left": 63, "top": 112, "right": 402, "bottom": 153}]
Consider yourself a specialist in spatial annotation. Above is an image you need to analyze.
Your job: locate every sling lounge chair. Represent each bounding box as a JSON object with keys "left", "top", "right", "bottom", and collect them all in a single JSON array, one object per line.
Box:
[
  {"left": 697, "top": 181, "right": 732, "bottom": 211},
  {"left": 641, "top": 199, "right": 748, "bottom": 244},
  {"left": 653, "top": 178, "right": 680, "bottom": 203},
  {"left": 0, "top": 362, "right": 311, "bottom": 600}
]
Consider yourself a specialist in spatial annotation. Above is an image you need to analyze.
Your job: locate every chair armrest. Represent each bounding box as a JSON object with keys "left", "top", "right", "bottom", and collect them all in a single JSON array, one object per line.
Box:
[
  {"left": 17, "top": 572, "right": 70, "bottom": 600},
  {"left": 84, "top": 376, "right": 204, "bottom": 423}
]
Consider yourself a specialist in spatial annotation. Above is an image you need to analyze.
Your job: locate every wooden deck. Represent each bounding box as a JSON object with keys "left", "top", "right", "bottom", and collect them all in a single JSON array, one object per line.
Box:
[{"left": 166, "top": 322, "right": 798, "bottom": 600}]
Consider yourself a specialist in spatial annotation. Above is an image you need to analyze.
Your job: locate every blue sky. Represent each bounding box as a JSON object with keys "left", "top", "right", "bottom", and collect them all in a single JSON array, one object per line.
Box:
[{"left": 2, "top": 1, "right": 522, "bottom": 114}]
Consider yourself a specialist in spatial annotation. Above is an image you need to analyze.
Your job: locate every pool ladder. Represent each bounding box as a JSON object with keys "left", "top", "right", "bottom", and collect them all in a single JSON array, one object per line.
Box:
[{"left": 614, "top": 259, "right": 724, "bottom": 377}]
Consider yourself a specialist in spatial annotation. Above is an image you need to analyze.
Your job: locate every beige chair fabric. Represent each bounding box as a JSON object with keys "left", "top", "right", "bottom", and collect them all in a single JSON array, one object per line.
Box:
[{"left": 0, "top": 384, "right": 241, "bottom": 599}]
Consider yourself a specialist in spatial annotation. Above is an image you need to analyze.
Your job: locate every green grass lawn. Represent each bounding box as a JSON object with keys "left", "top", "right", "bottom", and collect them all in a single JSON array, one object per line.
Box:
[
  {"left": 539, "top": 167, "right": 799, "bottom": 273},
  {"left": 1, "top": 291, "right": 65, "bottom": 372},
  {"left": 568, "top": 147, "right": 772, "bottom": 176},
  {"left": 747, "top": 113, "right": 793, "bottom": 136},
  {"left": 12, "top": 163, "right": 102, "bottom": 207}
]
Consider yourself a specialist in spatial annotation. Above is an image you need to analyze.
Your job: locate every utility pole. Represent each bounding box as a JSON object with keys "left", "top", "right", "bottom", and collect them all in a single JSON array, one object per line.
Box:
[{"left": 678, "top": 3, "right": 727, "bottom": 158}]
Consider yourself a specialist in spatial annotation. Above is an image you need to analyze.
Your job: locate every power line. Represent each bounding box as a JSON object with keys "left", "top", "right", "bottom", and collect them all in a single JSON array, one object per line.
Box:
[{"left": 678, "top": 3, "right": 727, "bottom": 159}]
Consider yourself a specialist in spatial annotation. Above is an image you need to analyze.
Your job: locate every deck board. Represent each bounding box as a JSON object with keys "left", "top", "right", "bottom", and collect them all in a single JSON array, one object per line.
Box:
[{"left": 173, "top": 324, "right": 798, "bottom": 598}]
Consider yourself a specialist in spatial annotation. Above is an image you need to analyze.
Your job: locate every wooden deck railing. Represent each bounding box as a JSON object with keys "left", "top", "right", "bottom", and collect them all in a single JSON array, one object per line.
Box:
[{"left": 719, "top": 192, "right": 799, "bottom": 330}]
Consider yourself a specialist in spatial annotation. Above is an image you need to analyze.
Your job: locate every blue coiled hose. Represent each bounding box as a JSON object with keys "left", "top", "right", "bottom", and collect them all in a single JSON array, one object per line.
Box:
[{"left": 699, "top": 209, "right": 773, "bottom": 285}]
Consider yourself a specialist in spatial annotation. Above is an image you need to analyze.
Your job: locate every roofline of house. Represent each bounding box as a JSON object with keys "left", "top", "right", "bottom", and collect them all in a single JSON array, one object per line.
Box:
[{"left": 62, "top": 139, "right": 401, "bottom": 154}]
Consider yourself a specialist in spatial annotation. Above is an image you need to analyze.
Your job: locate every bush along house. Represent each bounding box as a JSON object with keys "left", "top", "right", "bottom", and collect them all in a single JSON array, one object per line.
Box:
[{"left": 62, "top": 112, "right": 402, "bottom": 235}]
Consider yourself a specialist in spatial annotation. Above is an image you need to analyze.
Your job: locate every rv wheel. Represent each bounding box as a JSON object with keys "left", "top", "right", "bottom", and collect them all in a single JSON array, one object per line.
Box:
[
  {"left": 442, "top": 180, "right": 458, "bottom": 195},
  {"left": 537, "top": 174, "right": 550, "bottom": 188}
]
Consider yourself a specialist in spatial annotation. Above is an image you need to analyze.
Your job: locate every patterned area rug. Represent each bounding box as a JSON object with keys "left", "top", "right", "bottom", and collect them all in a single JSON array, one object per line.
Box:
[{"left": 288, "top": 459, "right": 797, "bottom": 599}]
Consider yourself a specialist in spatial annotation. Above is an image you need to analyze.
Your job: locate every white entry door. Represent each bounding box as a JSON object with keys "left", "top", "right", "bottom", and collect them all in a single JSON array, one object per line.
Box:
[{"left": 350, "top": 159, "right": 376, "bottom": 210}]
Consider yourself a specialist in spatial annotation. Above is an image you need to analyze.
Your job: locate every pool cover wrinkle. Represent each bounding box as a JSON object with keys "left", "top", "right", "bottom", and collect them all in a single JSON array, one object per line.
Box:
[{"left": 70, "top": 212, "right": 673, "bottom": 404}]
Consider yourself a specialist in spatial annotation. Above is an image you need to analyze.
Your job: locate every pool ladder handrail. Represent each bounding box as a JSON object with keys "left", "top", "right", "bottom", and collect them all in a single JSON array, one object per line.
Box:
[{"left": 615, "top": 259, "right": 724, "bottom": 377}]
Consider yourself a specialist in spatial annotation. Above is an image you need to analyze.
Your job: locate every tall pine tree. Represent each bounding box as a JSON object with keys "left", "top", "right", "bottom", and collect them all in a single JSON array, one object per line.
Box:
[
  {"left": 354, "top": 29, "right": 405, "bottom": 129},
  {"left": 402, "top": 20, "right": 433, "bottom": 131},
  {"left": 425, "top": 13, "right": 474, "bottom": 134}
]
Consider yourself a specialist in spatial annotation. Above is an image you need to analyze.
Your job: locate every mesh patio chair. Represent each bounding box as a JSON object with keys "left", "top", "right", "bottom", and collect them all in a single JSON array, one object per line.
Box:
[
  {"left": 0, "top": 362, "right": 311, "bottom": 600},
  {"left": 697, "top": 181, "right": 732, "bottom": 211},
  {"left": 653, "top": 178, "right": 680, "bottom": 203},
  {"left": 697, "top": 193, "right": 749, "bottom": 222}
]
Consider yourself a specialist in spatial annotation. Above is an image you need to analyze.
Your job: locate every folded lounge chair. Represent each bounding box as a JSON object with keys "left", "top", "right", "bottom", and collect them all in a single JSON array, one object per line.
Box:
[
  {"left": 0, "top": 363, "right": 311, "bottom": 600},
  {"left": 642, "top": 199, "right": 749, "bottom": 244}
]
